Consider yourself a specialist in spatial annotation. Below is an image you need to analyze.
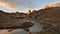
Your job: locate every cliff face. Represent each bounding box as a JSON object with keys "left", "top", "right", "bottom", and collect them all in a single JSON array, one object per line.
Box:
[
  {"left": 29, "top": 6, "right": 60, "bottom": 33},
  {"left": 0, "top": 10, "right": 28, "bottom": 22},
  {"left": 38, "top": 7, "right": 60, "bottom": 20},
  {"left": 29, "top": 6, "right": 60, "bottom": 21},
  {"left": 0, "top": 10, "right": 11, "bottom": 22}
]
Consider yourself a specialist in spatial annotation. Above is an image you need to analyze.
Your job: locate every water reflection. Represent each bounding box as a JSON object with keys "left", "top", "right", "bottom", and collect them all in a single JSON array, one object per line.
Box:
[
  {"left": 0, "top": 23, "right": 44, "bottom": 34},
  {"left": 29, "top": 23, "right": 43, "bottom": 32}
]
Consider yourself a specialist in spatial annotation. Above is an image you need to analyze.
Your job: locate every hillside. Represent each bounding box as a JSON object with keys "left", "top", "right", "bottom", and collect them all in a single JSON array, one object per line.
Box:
[
  {"left": 0, "top": 6, "right": 60, "bottom": 34},
  {"left": 29, "top": 6, "right": 60, "bottom": 34},
  {"left": 0, "top": 10, "right": 28, "bottom": 22},
  {"left": 0, "top": 10, "right": 11, "bottom": 22},
  {"left": 30, "top": 6, "right": 60, "bottom": 23}
]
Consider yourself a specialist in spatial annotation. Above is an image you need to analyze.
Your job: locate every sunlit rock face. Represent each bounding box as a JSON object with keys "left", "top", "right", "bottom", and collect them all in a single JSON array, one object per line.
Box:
[{"left": 0, "top": 23, "right": 44, "bottom": 34}]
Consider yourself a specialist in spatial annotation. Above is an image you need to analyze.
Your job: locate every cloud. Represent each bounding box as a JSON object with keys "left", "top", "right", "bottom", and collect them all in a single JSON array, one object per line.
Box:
[
  {"left": 0, "top": 0, "right": 20, "bottom": 9},
  {"left": 0, "top": 0, "right": 37, "bottom": 9},
  {"left": 48, "top": 1, "right": 60, "bottom": 7}
]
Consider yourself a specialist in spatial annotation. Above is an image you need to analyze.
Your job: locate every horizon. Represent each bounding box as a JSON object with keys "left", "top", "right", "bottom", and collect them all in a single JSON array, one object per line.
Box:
[{"left": 0, "top": 0, "right": 60, "bottom": 13}]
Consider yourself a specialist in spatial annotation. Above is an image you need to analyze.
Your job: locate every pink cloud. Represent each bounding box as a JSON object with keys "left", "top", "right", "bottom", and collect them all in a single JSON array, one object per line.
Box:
[{"left": 0, "top": 0, "right": 37, "bottom": 9}]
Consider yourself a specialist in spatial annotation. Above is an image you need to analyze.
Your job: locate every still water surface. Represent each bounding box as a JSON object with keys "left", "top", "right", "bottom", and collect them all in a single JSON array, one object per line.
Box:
[{"left": 0, "top": 23, "right": 44, "bottom": 34}]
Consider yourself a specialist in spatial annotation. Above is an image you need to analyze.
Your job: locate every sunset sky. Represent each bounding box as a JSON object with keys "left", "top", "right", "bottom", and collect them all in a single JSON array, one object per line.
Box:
[{"left": 0, "top": 0, "right": 60, "bottom": 13}]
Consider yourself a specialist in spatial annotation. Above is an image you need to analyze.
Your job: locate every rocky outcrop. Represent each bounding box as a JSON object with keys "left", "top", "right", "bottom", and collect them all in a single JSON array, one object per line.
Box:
[
  {"left": 0, "top": 10, "right": 28, "bottom": 22},
  {"left": 29, "top": 6, "right": 60, "bottom": 34}
]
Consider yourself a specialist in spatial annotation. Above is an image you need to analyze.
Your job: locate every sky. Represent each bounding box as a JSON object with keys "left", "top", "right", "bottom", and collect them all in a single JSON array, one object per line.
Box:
[{"left": 0, "top": 0, "right": 60, "bottom": 13}]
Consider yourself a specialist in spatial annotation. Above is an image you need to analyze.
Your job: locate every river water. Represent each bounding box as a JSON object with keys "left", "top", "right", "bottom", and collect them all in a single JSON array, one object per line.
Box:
[{"left": 0, "top": 23, "right": 44, "bottom": 34}]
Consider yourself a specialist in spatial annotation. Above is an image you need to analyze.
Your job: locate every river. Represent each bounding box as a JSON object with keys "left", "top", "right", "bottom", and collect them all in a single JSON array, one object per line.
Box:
[{"left": 0, "top": 22, "right": 44, "bottom": 34}]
